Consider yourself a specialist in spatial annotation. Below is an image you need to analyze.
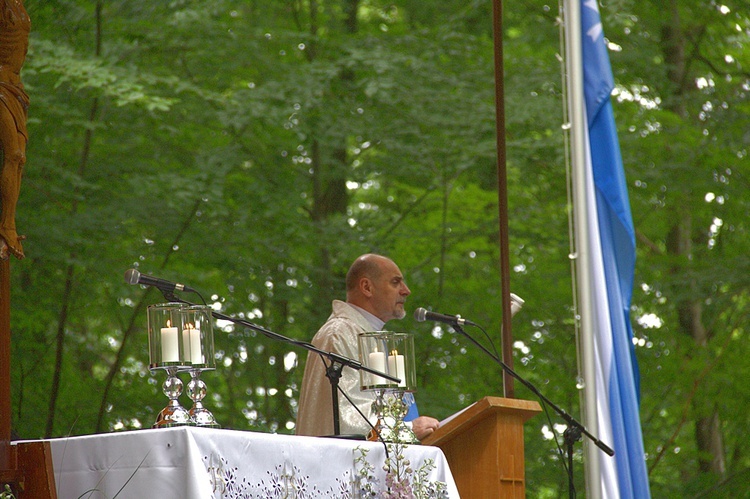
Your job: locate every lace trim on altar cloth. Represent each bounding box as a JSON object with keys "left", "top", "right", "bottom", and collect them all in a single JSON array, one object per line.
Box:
[{"left": 203, "top": 444, "right": 449, "bottom": 499}]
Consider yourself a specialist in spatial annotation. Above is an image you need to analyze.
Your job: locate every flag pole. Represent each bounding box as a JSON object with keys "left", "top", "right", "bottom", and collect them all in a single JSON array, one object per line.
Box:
[{"left": 563, "top": 0, "right": 602, "bottom": 496}]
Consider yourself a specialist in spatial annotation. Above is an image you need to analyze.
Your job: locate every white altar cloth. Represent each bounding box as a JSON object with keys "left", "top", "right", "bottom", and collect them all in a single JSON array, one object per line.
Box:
[{"left": 39, "top": 427, "right": 459, "bottom": 498}]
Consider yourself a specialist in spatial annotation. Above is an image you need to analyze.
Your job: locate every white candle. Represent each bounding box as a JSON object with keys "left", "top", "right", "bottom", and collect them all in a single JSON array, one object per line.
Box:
[
  {"left": 368, "top": 351, "right": 386, "bottom": 385},
  {"left": 188, "top": 326, "right": 203, "bottom": 364},
  {"left": 182, "top": 326, "right": 192, "bottom": 361},
  {"left": 161, "top": 321, "right": 179, "bottom": 363},
  {"left": 388, "top": 351, "right": 406, "bottom": 387}
]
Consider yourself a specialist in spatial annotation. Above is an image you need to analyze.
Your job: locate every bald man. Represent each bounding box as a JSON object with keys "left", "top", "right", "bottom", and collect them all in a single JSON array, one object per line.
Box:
[{"left": 296, "top": 254, "right": 439, "bottom": 440}]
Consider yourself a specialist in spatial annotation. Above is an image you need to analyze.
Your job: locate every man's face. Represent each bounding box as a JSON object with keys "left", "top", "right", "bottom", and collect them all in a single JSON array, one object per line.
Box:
[{"left": 369, "top": 259, "right": 411, "bottom": 323}]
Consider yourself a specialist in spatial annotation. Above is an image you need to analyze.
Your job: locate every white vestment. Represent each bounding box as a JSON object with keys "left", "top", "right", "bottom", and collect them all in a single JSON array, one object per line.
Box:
[{"left": 296, "top": 300, "right": 379, "bottom": 437}]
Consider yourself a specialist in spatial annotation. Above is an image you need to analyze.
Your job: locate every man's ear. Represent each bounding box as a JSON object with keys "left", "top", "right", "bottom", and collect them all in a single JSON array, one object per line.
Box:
[{"left": 359, "top": 277, "right": 374, "bottom": 297}]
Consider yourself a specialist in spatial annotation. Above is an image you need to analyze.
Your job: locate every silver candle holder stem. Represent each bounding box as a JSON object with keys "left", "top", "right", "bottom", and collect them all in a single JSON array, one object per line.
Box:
[
  {"left": 371, "top": 389, "right": 418, "bottom": 444},
  {"left": 187, "top": 368, "right": 219, "bottom": 427},
  {"left": 153, "top": 365, "right": 191, "bottom": 427}
]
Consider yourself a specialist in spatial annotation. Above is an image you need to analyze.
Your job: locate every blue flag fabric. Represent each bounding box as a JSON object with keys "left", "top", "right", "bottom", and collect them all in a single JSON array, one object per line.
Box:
[
  {"left": 403, "top": 392, "right": 419, "bottom": 421},
  {"left": 580, "top": 1, "right": 651, "bottom": 497}
]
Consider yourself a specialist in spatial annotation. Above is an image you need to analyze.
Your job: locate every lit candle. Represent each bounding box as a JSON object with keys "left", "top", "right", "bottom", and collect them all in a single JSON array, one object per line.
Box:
[
  {"left": 368, "top": 351, "right": 386, "bottom": 385},
  {"left": 161, "top": 320, "right": 179, "bottom": 363},
  {"left": 186, "top": 324, "right": 203, "bottom": 364},
  {"left": 182, "top": 324, "right": 192, "bottom": 361},
  {"left": 388, "top": 350, "right": 406, "bottom": 387}
]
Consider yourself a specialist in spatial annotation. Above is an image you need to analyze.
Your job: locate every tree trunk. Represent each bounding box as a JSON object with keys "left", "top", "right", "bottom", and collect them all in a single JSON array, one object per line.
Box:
[
  {"left": 308, "top": 0, "right": 359, "bottom": 310},
  {"left": 662, "top": 0, "right": 725, "bottom": 477},
  {"left": 45, "top": 0, "right": 104, "bottom": 433}
]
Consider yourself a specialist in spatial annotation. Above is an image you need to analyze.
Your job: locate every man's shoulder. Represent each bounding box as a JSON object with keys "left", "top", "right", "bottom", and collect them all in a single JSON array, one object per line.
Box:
[
  {"left": 315, "top": 314, "right": 361, "bottom": 338},
  {"left": 328, "top": 300, "right": 368, "bottom": 325},
  {"left": 311, "top": 301, "right": 366, "bottom": 346}
]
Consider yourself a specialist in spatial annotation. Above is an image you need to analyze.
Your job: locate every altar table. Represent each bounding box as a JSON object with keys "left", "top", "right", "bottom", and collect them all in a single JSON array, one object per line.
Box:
[{"left": 38, "top": 427, "right": 459, "bottom": 498}]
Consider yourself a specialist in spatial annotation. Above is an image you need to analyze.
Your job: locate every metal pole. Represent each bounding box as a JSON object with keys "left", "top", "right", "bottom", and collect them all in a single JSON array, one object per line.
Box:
[
  {"left": 563, "top": 0, "right": 602, "bottom": 495},
  {"left": 491, "top": 0, "right": 515, "bottom": 398}
]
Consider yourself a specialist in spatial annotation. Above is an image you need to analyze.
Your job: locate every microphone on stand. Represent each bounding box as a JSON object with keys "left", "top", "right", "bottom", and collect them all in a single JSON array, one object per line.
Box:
[
  {"left": 414, "top": 292, "right": 615, "bottom": 491},
  {"left": 413, "top": 294, "right": 524, "bottom": 328},
  {"left": 415, "top": 294, "right": 524, "bottom": 360},
  {"left": 413, "top": 307, "right": 477, "bottom": 327},
  {"left": 124, "top": 268, "right": 196, "bottom": 294}
]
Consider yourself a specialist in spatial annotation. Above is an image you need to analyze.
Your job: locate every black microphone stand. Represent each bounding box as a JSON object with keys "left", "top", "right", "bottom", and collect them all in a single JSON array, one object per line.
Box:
[
  {"left": 159, "top": 291, "right": 399, "bottom": 437},
  {"left": 451, "top": 323, "right": 613, "bottom": 499}
]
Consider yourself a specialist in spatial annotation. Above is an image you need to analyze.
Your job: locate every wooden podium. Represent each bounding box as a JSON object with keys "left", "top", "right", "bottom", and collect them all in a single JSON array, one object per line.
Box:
[{"left": 422, "top": 396, "right": 541, "bottom": 498}]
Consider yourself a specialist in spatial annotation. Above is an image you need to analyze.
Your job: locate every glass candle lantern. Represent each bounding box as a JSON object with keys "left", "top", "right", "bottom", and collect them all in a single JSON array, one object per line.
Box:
[
  {"left": 147, "top": 302, "right": 188, "bottom": 368},
  {"left": 180, "top": 305, "right": 216, "bottom": 369},
  {"left": 357, "top": 331, "right": 416, "bottom": 392},
  {"left": 359, "top": 331, "right": 418, "bottom": 444},
  {"left": 147, "top": 302, "right": 191, "bottom": 427},
  {"left": 180, "top": 305, "right": 219, "bottom": 427}
]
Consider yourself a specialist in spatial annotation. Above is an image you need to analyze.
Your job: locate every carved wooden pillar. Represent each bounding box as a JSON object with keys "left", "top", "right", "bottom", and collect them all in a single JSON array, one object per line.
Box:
[
  {"left": 0, "top": 2, "right": 57, "bottom": 496},
  {"left": 1, "top": 258, "right": 10, "bottom": 462}
]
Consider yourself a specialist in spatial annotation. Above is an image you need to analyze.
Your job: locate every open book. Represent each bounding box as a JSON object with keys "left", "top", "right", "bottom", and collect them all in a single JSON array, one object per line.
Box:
[{"left": 438, "top": 400, "right": 478, "bottom": 428}]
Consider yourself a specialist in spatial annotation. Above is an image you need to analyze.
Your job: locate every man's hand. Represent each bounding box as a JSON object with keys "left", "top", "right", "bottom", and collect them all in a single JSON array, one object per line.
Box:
[{"left": 411, "top": 416, "right": 440, "bottom": 441}]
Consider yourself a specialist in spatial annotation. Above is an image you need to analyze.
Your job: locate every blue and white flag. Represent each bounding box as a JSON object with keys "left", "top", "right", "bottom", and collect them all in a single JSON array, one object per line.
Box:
[{"left": 580, "top": 0, "right": 651, "bottom": 497}]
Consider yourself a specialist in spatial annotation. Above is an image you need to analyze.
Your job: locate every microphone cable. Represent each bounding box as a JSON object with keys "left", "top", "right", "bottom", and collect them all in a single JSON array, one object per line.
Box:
[{"left": 315, "top": 353, "right": 390, "bottom": 461}]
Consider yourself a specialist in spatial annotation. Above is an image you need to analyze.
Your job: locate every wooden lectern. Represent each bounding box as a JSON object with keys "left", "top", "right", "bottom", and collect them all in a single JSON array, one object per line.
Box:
[{"left": 422, "top": 396, "right": 541, "bottom": 498}]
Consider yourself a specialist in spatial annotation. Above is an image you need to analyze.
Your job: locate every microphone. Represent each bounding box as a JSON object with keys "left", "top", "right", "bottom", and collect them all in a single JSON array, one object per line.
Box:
[
  {"left": 124, "top": 268, "right": 196, "bottom": 294},
  {"left": 414, "top": 294, "right": 525, "bottom": 328},
  {"left": 413, "top": 307, "right": 476, "bottom": 327}
]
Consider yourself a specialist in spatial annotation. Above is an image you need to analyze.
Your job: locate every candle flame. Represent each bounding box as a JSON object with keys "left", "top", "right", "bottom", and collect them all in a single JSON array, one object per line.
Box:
[
  {"left": 166, "top": 319, "right": 171, "bottom": 328},
  {"left": 390, "top": 349, "right": 398, "bottom": 356}
]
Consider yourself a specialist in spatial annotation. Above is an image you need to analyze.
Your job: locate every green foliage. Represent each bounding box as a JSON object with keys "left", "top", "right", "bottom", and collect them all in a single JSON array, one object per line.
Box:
[
  {"left": 5, "top": 0, "right": 750, "bottom": 497},
  {"left": 0, "top": 484, "right": 15, "bottom": 499}
]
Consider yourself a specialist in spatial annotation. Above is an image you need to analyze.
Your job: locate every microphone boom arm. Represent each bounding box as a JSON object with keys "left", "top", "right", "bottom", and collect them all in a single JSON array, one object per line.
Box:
[
  {"left": 451, "top": 323, "right": 614, "bottom": 457},
  {"left": 165, "top": 295, "right": 400, "bottom": 436}
]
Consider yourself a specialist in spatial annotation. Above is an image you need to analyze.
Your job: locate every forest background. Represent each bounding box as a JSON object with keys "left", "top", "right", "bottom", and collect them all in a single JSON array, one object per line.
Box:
[{"left": 6, "top": 0, "right": 750, "bottom": 497}]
